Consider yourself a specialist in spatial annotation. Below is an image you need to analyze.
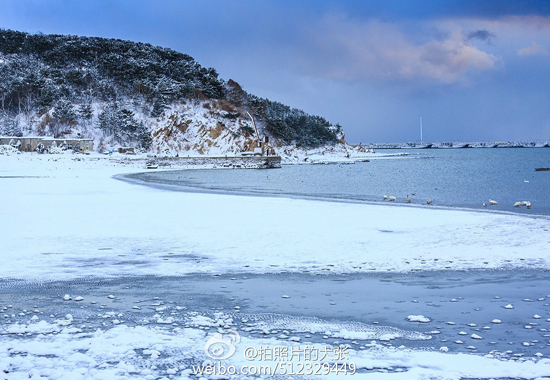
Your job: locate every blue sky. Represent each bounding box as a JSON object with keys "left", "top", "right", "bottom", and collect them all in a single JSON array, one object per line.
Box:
[{"left": 1, "top": 0, "right": 549, "bottom": 143}]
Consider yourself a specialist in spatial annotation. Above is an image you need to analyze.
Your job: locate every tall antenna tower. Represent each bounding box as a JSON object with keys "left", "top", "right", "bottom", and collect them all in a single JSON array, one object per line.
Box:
[{"left": 420, "top": 117, "right": 423, "bottom": 144}]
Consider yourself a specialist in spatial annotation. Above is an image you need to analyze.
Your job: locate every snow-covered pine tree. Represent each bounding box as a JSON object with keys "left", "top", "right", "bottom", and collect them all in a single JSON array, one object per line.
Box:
[
  {"left": 77, "top": 104, "right": 93, "bottom": 122},
  {"left": 0, "top": 114, "right": 22, "bottom": 137},
  {"left": 53, "top": 99, "right": 76, "bottom": 125}
]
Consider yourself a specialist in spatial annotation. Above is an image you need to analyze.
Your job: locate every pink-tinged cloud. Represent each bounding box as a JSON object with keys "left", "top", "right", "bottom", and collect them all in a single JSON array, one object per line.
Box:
[
  {"left": 501, "top": 15, "right": 550, "bottom": 32},
  {"left": 297, "top": 15, "right": 497, "bottom": 84},
  {"left": 517, "top": 42, "right": 548, "bottom": 56}
]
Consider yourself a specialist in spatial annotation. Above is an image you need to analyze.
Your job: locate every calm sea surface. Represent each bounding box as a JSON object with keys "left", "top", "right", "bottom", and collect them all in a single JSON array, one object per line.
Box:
[{"left": 133, "top": 148, "right": 550, "bottom": 215}]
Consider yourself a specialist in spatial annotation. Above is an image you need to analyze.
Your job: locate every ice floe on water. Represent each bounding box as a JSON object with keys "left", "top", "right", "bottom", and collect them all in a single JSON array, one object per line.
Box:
[
  {"left": 1, "top": 270, "right": 550, "bottom": 378},
  {"left": 220, "top": 312, "right": 432, "bottom": 341},
  {"left": 406, "top": 315, "right": 430, "bottom": 323},
  {"left": 1, "top": 316, "right": 549, "bottom": 380},
  {"left": 143, "top": 311, "right": 432, "bottom": 344}
]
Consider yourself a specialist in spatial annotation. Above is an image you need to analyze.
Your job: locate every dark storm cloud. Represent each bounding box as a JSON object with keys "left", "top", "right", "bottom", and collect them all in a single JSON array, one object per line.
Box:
[{"left": 467, "top": 29, "right": 496, "bottom": 43}]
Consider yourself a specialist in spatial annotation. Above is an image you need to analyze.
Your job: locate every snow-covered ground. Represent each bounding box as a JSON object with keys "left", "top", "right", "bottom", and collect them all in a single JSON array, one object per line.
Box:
[
  {"left": 1, "top": 153, "right": 550, "bottom": 379},
  {"left": 1, "top": 153, "right": 549, "bottom": 280}
]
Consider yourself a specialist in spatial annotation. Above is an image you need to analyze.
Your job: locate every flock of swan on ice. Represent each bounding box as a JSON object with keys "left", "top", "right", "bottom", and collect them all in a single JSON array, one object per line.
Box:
[{"left": 382, "top": 193, "right": 532, "bottom": 209}]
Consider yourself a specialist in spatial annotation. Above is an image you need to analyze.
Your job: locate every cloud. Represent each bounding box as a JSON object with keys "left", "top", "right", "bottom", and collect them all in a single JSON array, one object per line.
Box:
[
  {"left": 467, "top": 29, "right": 496, "bottom": 43},
  {"left": 296, "top": 15, "right": 497, "bottom": 84},
  {"left": 517, "top": 42, "right": 548, "bottom": 56}
]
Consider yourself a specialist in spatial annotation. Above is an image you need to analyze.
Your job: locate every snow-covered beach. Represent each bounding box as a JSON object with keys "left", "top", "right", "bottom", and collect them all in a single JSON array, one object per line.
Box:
[
  {"left": 1, "top": 153, "right": 550, "bottom": 379},
  {"left": 2, "top": 153, "right": 550, "bottom": 279}
]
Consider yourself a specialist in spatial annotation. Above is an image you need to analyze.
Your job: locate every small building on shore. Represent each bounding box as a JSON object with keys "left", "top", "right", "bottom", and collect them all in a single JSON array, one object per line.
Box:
[{"left": 0, "top": 136, "right": 94, "bottom": 152}]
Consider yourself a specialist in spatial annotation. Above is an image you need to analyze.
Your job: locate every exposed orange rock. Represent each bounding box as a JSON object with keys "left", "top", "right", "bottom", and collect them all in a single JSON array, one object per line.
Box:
[{"left": 208, "top": 123, "right": 225, "bottom": 139}]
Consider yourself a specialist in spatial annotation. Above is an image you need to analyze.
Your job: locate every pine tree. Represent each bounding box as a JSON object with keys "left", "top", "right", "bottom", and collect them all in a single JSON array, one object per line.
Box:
[
  {"left": 0, "top": 114, "right": 22, "bottom": 137},
  {"left": 53, "top": 99, "right": 76, "bottom": 124},
  {"left": 267, "top": 119, "right": 295, "bottom": 144},
  {"left": 151, "top": 97, "right": 167, "bottom": 117},
  {"left": 77, "top": 103, "right": 93, "bottom": 121}
]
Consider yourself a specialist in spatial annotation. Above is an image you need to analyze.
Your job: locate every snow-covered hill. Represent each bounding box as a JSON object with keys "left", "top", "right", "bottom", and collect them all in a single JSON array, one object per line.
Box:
[
  {"left": 7, "top": 97, "right": 366, "bottom": 163},
  {"left": 0, "top": 29, "right": 367, "bottom": 163}
]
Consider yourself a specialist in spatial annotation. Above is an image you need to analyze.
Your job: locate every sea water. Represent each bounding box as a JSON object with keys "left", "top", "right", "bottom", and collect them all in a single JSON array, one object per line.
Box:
[{"left": 133, "top": 148, "right": 550, "bottom": 215}]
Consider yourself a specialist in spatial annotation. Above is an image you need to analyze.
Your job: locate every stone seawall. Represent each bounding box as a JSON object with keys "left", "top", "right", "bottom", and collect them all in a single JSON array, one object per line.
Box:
[{"left": 146, "top": 155, "right": 282, "bottom": 169}]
